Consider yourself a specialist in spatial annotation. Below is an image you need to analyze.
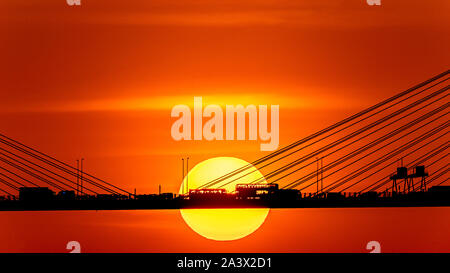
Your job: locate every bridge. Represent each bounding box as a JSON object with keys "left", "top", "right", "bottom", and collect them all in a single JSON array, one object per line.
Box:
[{"left": 0, "top": 70, "right": 448, "bottom": 211}]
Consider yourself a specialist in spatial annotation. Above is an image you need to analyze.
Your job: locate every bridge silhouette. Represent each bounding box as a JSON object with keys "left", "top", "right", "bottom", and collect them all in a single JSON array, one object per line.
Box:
[{"left": 0, "top": 70, "right": 448, "bottom": 211}]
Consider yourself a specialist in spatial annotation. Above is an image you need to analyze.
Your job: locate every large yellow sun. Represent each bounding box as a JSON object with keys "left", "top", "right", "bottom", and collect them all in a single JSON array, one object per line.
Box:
[{"left": 179, "top": 157, "right": 269, "bottom": 241}]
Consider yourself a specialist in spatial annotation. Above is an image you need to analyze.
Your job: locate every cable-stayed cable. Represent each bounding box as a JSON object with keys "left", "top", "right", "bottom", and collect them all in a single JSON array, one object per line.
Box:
[
  {"left": 199, "top": 71, "right": 449, "bottom": 189},
  {"left": 0, "top": 172, "right": 25, "bottom": 187},
  {"left": 323, "top": 122, "right": 448, "bottom": 192},
  {"left": 338, "top": 135, "right": 449, "bottom": 192},
  {"left": 0, "top": 166, "right": 39, "bottom": 187},
  {"left": 0, "top": 187, "right": 13, "bottom": 196},
  {"left": 0, "top": 148, "right": 100, "bottom": 195},
  {"left": 378, "top": 151, "right": 448, "bottom": 193},
  {"left": 0, "top": 137, "right": 127, "bottom": 195},
  {"left": 0, "top": 135, "right": 131, "bottom": 195},
  {"left": 358, "top": 141, "right": 449, "bottom": 192},
  {"left": 255, "top": 94, "right": 449, "bottom": 188},
  {"left": 0, "top": 156, "right": 65, "bottom": 191},
  {"left": 0, "top": 177, "right": 19, "bottom": 191},
  {"left": 211, "top": 86, "right": 449, "bottom": 189},
  {"left": 0, "top": 152, "right": 88, "bottom": 193},
  {"left": 284, "top": 104, "right": 448, "bottom": 189},
  {"left": 299, "top": 119, "right": 448, "bottom": 192},
  {"left": 423, "top": 164, "right": 449, "bottom": 188}
]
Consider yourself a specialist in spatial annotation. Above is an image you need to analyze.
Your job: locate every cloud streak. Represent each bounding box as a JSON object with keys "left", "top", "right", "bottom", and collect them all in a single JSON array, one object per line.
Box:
[{"left": 0, "top": 93, "right": 367, "bottom": 113}]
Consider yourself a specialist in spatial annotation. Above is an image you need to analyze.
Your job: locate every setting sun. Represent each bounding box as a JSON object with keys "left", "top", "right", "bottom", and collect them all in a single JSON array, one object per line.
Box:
[{"left": 179, "top": 157, "right": 269, "bottom": 241}]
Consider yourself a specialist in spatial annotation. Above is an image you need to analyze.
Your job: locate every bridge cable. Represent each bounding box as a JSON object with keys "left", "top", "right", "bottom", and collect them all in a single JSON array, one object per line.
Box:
[
  {"left": 0, "top": 138, "right": 126, "bottom": 195},
  {"left": 0, "top": 148, "right": 101, "bottom": 195},
  {"left": 357, "top": 141, "right": 449, "bottom": 192},
  {"left": 296, "top": 117, "right": 448, "bottom": 192},
  {"left": 211, "top": 86, "right": 449, "bottom": 189},
  {"left": 199, "top": 71, "right": 449, "bottom": 189},
  {"left": 0, "top": 135, "right": 131, "bottom": 195},
  {"left": 282, "top": 103, "right": 449, "bottom": 189},
  {"left": 324, "top": 122, "right": 448, "bottom": 192}
]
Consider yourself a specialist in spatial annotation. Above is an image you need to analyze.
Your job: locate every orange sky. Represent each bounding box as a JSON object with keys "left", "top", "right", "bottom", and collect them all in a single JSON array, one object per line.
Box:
[{"left": 0, "top": 0, "right": 449, "bottom": 252}]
